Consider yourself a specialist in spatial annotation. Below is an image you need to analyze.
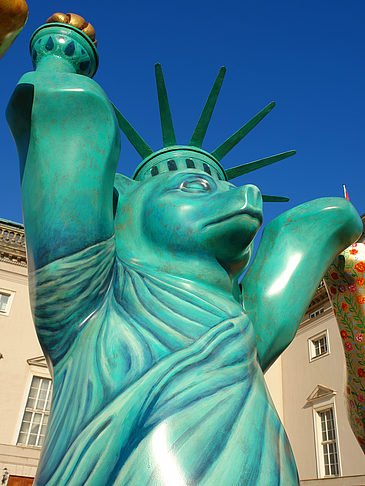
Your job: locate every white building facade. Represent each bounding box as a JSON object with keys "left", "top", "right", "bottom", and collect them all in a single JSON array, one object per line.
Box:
[
  {"left": 266, "top": 282, "right": 365, "bottom": 484},
  {"left": 0, "top": 220, "right": 51, "bottom": 486}
]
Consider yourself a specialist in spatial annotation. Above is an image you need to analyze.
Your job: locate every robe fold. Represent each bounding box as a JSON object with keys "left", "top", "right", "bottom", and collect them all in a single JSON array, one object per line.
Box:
[{"left": 30, "top": 237, "right": 299, "bottom": 485}]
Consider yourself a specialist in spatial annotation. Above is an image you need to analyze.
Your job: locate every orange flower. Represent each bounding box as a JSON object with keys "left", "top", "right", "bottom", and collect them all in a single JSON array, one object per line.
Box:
[
  {"left": 357, "top": 277, "right": 365, "bottom": 286},
  {"left": 355, "top": 262, "right": 365, "bottom": 272},
  {"left": 357, "top": 295, "right": 365, "bottom": 305},
  {"left": 342, "top": 303, "right": 348, "bottom": 310},
  {"left": 350, "top": 249, "right": 359, "bottom": 255}
]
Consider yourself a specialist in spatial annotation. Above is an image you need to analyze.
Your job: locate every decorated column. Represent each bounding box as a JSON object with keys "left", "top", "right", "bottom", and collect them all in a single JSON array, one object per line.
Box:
[{"left": 324, "top": 230, "right": 365, "bottom": 453}]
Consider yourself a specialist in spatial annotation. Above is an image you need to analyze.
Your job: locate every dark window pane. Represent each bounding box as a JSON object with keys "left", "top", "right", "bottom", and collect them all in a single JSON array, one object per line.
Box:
[
  {"left": 151, "top": 166, "right": 159, "bottom": 177},
  {"left": 167, "top": 160, "right": 177, "bottom": 171},
  {"left": 203, "top": 163, "right": 211, "bottom": 175},
  {"left": 26, "top": 397, "right": 35, "bottom": 409},
  {"left": 28, "top": 434, "right": 37, "bottom": 446},
  {"left": 31, "top": 377, "right": 40, "bottom": 389},
  {"left": 18, "top": 432, "right": 27, "bottom": 444},
  {"left": 20, "top": 422, "right": 30, "bottom": 433},
  {"left": 0, "top": 293, "right": 9, "bottom": 312},
  {"left": 186, "top": 158, "right": 195, "bottom": 168},
  {"left": 45, "top": 396, "right": 51, "bottom": 411}
]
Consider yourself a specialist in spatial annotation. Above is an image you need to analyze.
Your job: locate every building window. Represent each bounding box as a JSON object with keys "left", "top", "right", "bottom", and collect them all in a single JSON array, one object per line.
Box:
[
  {"left": 317, "top": 408, "right": 340, "bottom": 477},
  {"left": 309, "top": 307, "right": 324, "bottom": 319},
  {"left": 308, "top": 388, "right": 341, "bottom": 478},
  {"left": 309, "top": 330, "right": 329, "bottom": 361},
  {"left": 314, "top": 335, "right": 328, "bottom": 357},
  {"left": 17, "top": 377, "right": 52, "bottom": 447},
  {"left": 0, "top": 290, "right": 15, "bottom": 316}
]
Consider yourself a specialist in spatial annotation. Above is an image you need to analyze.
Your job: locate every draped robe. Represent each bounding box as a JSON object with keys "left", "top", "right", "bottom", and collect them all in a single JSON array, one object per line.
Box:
[{"left": 31, "top": 236, "right": 299, "bottom": 485}]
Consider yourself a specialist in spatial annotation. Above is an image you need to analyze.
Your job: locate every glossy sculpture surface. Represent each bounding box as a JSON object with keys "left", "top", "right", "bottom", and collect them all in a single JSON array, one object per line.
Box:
[
  {"left": 324, "top": 241, "right": 365, "bottom": 454},
  {"left": 6, "top": 19, "right": 363, "bottom": 486}
]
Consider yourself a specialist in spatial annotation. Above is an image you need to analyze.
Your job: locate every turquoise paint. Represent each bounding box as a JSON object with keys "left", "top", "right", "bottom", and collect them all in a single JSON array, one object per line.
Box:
[{"left": 6, "top": 23, "right": 363, "bottom": 486}]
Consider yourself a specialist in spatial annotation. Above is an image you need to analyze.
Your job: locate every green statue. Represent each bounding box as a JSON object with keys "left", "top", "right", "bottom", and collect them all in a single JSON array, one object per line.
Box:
[{"left": 6, "top": 17, "right": 362, "bottom": 486}]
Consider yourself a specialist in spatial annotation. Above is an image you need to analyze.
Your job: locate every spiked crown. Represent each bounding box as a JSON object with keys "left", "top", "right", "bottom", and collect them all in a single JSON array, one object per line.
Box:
[{"left": 112, "top": 64, "right": 295, "bottom": 202}]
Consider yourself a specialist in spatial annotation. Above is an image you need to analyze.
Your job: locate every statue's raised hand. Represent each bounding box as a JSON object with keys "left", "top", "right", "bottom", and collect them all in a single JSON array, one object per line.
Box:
[{"left": 46, "top": 12, "right": 97, "bottom": 46}]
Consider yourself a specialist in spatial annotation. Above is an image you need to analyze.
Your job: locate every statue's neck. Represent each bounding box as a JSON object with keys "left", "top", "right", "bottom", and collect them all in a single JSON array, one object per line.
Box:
[
  {"left": 118, "top": 249, "right": 243, "bottom": 307},
  {"left": 117, "top": 256, "right": 244, "bottom": 321}
]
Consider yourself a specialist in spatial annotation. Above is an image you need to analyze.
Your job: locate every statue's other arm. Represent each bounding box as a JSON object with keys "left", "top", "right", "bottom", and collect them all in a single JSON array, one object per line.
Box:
[
  {"left": 6, "top": 70, "right": 120, "bottom": 271},
  {"left": 242, "top": 198, "right": 362, "bottom": 372}
]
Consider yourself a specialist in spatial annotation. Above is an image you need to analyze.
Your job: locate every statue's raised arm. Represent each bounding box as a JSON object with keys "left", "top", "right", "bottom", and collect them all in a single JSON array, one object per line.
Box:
[
  {"left": 242, "top": 197, "right": 362, "bottom": 372},
  {"left": 6, "top": 14, "right": 120, "bottom": 271}
]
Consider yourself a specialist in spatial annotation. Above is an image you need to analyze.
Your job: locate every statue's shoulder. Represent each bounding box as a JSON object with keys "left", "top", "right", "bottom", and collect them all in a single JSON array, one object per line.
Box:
[{"left": 30, "top": 236, "right": 116, "bottom": 361}]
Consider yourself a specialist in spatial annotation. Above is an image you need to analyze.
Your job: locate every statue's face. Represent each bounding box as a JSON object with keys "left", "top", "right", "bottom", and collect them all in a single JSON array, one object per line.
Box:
[{"left": 117, "top": 170, "right": 262, "bottom": 271}]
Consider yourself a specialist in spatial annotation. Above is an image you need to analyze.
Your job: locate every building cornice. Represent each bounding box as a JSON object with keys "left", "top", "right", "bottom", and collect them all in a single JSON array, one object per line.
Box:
[
  {"left": 298, "top": 306, "right": 334, "bottom": 334},
  {"left": 306, "top": 280, "right": 329, "bottom": 314},
  {"left": 0, "top": 220, "right": 27, "bottom": 267}
]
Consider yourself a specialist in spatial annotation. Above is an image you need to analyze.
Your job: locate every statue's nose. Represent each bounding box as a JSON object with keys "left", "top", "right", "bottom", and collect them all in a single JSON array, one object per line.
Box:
[
  {"left": 240, "top": 184, "right": 262, "bottom": 207},
  {"left": 229, "top": 184, "right": 263, "bottom": 223}
]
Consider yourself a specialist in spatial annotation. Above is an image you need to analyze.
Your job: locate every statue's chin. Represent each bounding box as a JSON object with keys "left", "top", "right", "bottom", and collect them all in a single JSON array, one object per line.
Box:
[
  {"left": 203, "top": 212, "right": 260, "bottom": 248},
  {"left": 217, "top": 242, "right": 253, "bottom": 278}
]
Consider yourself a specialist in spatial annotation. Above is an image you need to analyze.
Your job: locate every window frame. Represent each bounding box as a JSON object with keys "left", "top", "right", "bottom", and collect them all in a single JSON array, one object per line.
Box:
[
  {"left": 309, "top": 307, "right": 325, "bottom": 320},
  {"left": 0, "top": 288, "right": 15, "bottom": 316},
  {"left": 312, "top": 400, "right": 342, "bottom": 478},
  {"left": 308, "top": 329, "right": 330, "bottom": 362},
  {"left": 16, "top": 375, "right": 52, "bottom": 448}
]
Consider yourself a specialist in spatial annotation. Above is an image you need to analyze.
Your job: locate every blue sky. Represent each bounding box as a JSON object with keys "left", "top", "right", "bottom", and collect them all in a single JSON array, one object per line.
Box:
[{"left": 1, "top": 0, "right": 365, "bottom": 233}]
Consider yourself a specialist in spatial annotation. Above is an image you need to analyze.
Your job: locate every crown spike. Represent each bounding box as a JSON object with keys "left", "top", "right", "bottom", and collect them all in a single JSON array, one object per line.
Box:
[
  {"left": 211, "top": 101, "right": 276, "bottom": 161},
  {"left": 155, "top": 63, "right": 177, "bottom": 147},
  {"left": 112, "top": 104, "right": 153, "bottom": 159},
  {"left": 226, "top": 150, "right": 296, "bottom": 180},
  {"left": 262, "top": 195, "right": 289, "bottom": 202},
  {"left": 189, "top": 67, "right": 226, "bottom": 148}
]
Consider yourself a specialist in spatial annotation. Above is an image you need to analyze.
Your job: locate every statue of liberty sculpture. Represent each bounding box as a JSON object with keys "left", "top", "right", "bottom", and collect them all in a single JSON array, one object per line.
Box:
[{"left": 6, "top": 13, "right": 362, "bottom": 485}]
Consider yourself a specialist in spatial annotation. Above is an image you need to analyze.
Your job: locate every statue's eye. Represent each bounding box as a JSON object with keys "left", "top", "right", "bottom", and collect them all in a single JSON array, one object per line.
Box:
[{"left": 179, "top": 178, "right": 211, "bottom": 193}]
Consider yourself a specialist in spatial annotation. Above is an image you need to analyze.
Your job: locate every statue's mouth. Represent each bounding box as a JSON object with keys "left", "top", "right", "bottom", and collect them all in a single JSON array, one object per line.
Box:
[{"left": 203, "top": 207, "right": 263, "bottom": 229}]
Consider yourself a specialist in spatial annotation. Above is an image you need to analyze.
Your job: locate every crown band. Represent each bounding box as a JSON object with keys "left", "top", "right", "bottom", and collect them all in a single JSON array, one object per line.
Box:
[{"left": 132, "top": 146, "right": 227, "bottom": 181}]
